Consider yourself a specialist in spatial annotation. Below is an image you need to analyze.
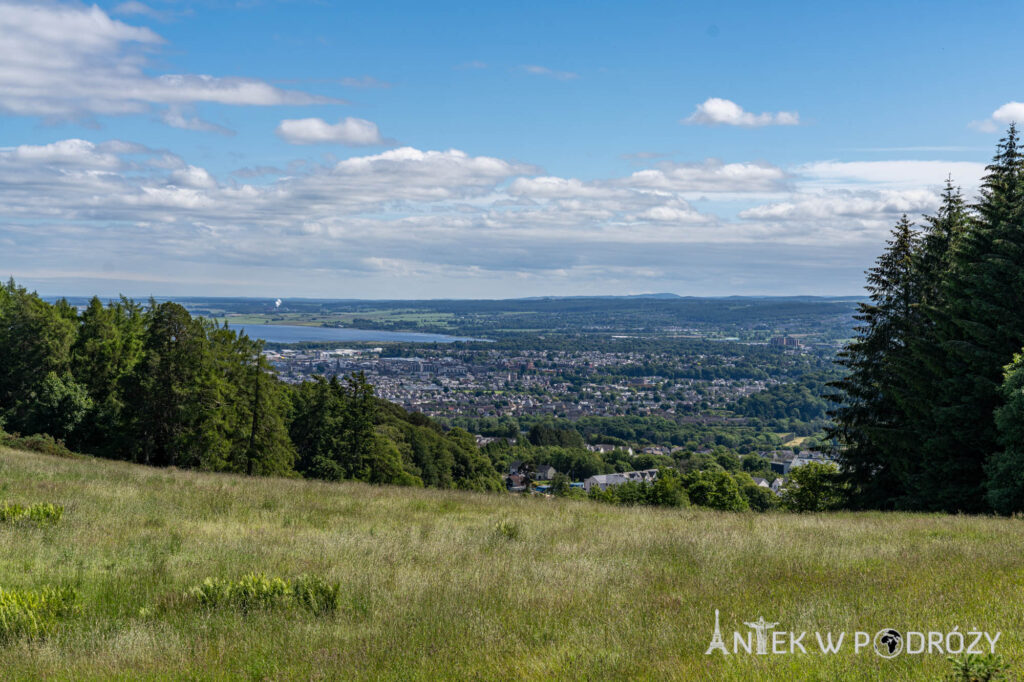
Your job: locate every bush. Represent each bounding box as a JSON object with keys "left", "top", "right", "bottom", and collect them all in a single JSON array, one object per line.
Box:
[
  {"left": 740, "top": 483, "right": 779, "bottom": 512},
  {"left": 492, "top": 519, "right": 521, "bottom": 541},
  {"left": 292, "top": 574, "right": 343, "bottom": 616},
  {"left": 945, "top": 653, "right": 1010, "bottom": 681},
  {"left": 0, "top": 585, "right": 79, "bottom": 642},
  {"left": 780, "top": 461, "right": 845, "bottom": 512},
  {"left": 186, "top": 573, "right": 341, "bottom": 615},
  {"left": 0, "top": 502, "right": 63, "bottom": 525},
  {"left": 683, "top": 469, "right": 749, "bottom": 511},
  {"left": 0, "top": 430, "right": 77, "bottom": 459}
]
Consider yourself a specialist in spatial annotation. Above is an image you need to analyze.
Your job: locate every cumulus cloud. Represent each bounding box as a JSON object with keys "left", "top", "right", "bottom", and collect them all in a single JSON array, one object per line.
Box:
[
  {"left": 0, "top": 1, "right": 329, "bottom": 119},
  {"left": 0, "top": 136, "right": 983, "bottom": 296},
  {"left": 276, "top": 117, "right": 385, "bottom": 146},
  {"left": 170, "top": 165, "right": 217, "bottom": 189},
  {"left": 683, "top": 98, "right": 799, "bottom": 127},
  {"left": 620, "top": 159, "right": 789, "bottom": 194},
  {"left": 970, "top": 102, "right": 1024, "bottom": 133},
  {"left": 740, "top": 189, "right": 938, "bottom": 222},
  {"left": 8, "top": 139, "right": 121, "bottom": 168}
]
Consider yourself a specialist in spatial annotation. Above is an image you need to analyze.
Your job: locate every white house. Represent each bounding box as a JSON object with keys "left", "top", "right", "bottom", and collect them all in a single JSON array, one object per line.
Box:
[
  {"left": 583, "top": 469, "right": 659, "bottom": 492},
  {"left": 586, "top": 444, "right": 635, "bottom": 456}
]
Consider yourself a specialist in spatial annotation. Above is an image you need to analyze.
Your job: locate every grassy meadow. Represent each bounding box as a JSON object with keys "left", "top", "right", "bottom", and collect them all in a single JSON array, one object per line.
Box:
[{"left": 0, "top": 445, "right": 1022, "bottom": 680}]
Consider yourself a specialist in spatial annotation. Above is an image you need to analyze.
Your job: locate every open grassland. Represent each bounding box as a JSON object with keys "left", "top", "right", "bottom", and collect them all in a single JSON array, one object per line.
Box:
[{"left": 0, "top": 446, "right": 1022, "bottom": 680}]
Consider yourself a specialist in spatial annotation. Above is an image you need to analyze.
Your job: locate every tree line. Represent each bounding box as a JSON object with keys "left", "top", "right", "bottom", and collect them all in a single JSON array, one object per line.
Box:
[
  {"left": 830, "top": 125, "right": 1024, "bottom": 513},
  {"left": 0, "top": 283, "right": 501, "bottom": 491}
]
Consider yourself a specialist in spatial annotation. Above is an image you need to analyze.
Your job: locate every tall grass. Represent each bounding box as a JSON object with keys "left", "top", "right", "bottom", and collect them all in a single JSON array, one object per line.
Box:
[{"left": 0, "top": 444, "right": 1020, "bottom": 680}]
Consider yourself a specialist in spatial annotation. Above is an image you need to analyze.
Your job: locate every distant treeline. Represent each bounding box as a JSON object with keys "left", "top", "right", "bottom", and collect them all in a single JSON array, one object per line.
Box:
[
  {"left": 830, "top": 125, "right": 1024, "bottom": 514},
  {"left": 156, "top": 295, "right": 859, "bottom": 339},
  {"left": 445, "top": 413, "right": 799, "bottom": 453},
  {"left": 0, "top": 282, "right": 500, "bottom": 491},
  {"left": 731, "top": 373, "right": 834, "bottom": 424}
]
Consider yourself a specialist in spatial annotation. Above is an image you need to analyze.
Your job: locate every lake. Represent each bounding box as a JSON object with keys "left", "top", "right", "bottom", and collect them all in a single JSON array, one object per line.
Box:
[{"left": 229, "top": 323, "right": 485, "bottom": 344}]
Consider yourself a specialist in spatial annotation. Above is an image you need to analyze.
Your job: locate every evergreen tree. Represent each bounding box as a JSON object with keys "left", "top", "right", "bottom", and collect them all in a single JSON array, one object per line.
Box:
[
  {"left": 121, "top": 302, "right": 215, "bottom": 467},
  {"left": 986, "top": 351, "right": 1024, "bottom": 513},
  {"left": 69, "top": 296, "right": 146, "bottom": 454},
  {"left": 827, "top": 216, "right": 920, "bottom": 508},
  {"left": 0, "top": 280, "right": 77, "bottom": 435},
  {"left": 922, "top": 125, "right": 1024, "bottom": 512},
  {"left": 884, "top": 182, "right": 973, "bottom": 504},
  {"left": 289, "top": 376, "right": 346, "bottom": 479}
]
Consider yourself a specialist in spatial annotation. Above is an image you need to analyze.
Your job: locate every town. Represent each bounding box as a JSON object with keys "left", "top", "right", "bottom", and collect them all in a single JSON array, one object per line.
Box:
[{"left": 263, "top": 342, "right": 815, "bottom": 421}]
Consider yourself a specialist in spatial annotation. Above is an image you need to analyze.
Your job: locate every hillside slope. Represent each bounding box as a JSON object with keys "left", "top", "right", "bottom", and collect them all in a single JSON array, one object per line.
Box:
[{"left": 0, "top": 446, "right": 1020, "bottom": 680}]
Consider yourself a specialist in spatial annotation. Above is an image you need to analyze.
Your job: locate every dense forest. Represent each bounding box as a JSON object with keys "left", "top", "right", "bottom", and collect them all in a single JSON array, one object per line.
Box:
[
  {"left": 831, "top": 124, "right": 1024, "bottom": 514},
  {"left": 0, "top": 283, "right": 501, "bottom": 492}
]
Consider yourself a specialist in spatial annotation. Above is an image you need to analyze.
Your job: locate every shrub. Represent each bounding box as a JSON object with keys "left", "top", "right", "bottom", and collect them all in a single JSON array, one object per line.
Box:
[
  {"left": 739, "top": 482, "right": 779, "bottom": 512},
  {"left": 186, "top": 573, "right": 341, "bottom": 615},
  {"left": 945, "top": 653, "right": 1010, "bottom": 681},
  {"left": 0, "top": 586, "right": 79, "bottom": 642},
  {"left": 780, "top": 461, "right": 846, "bottom": 512},
  {"left": 492, "top": 519, "right": 521, "bottom": 541},
  {"left": 0, "top": 431, "right": 77, "bottom": 459},
  {"left": 682, "top": 469, "right": 750, "bottom": 511},
  {"left": 0, "top": 502, "right": 63, "bottom": 525},
  {"left": 291, "top": 574, "right": 343, "bottom": 616}
]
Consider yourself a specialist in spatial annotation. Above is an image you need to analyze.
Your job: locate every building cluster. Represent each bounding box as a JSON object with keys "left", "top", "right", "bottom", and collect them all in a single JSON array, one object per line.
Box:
[
  {"left": 263, "top": 346, "right": 779, "bottom": 421},
  {"left": 499, "top": 451, "right": 832, "bottom": 497}
]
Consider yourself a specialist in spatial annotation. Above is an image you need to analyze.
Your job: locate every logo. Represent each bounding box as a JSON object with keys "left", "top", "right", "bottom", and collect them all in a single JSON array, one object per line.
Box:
[
  {"left": 704, "top": 611, "right": 1000, "bottom": 658},
  {"left": 873, "top": 629, "right": 903, "bottom": 658}
]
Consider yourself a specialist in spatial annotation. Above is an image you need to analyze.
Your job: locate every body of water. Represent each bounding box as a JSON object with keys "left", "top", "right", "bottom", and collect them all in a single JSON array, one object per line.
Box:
[{"left": 231, "top": 323, "right": 485, "bottom": 344}]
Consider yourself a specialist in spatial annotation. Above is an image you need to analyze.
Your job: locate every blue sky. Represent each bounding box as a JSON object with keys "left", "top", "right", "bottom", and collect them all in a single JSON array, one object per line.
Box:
[{"left": 0, "top": 0, "right": 1020, "bottom": 298}]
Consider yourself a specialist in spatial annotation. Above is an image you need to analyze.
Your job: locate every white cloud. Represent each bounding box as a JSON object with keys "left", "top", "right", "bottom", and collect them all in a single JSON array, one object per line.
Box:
[
  {"left": 631, "top": 203, "right": 709, "bottom": 224},
  {"left": 276, "top": 117, "right": 384, "bottom": 146},
  {"left": 620, "top": 160, "right": 789, "bottom": 193},
  {"left": 0, "top": 1, "right": 329, "bottom": 119},
  {"left": 9, "top": 139, "right": 120, "bottom": 168},
  {"left": 739, "top": 189, "right": 938, "bottom": 223},
  {"left": 161, "top": 106, "right": 234, "bottom": 135},
  {"left": 521, "top": 65, "right": 578, "bottom": 80},
  {"left": 797, "top": 160, "right": 985, "bottom": 191},
  {"left": 971, "top": 102, "right": 1024, "bottom": 133},
  {"left": 508, "top": 177, "right": 624, "bottom": 199},
  {"left": 683, "top": 98, "right": 799, "bottom": 127},
  {"left": 170, "top": 165, "right": 217, "bottom": 189},
  {"left": 0, "top": 137, "right": 988, "bottom": 296}
]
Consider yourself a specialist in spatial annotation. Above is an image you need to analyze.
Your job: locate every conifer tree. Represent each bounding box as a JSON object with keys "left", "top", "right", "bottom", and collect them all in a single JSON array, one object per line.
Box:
[
  {"left": 828, "top": 216, "right": 920, "bottom": 508},
  {"left": 884, "top": 181, "right": 972, "bottom": 502},
  {"left": 986, "top": 352, "right": 1024, "bottom": 513},
  {"left": 919, "top": 125, "right": 1024, "bottom": 511}
]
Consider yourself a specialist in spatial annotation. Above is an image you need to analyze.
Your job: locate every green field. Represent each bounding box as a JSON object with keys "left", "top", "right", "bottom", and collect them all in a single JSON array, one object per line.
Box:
[
  {"left": 0, "top": 446, "right": 1020, "bottom": 680},
  {"left": 212, "top": 310, "right": 456, "bottom": 329}
]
